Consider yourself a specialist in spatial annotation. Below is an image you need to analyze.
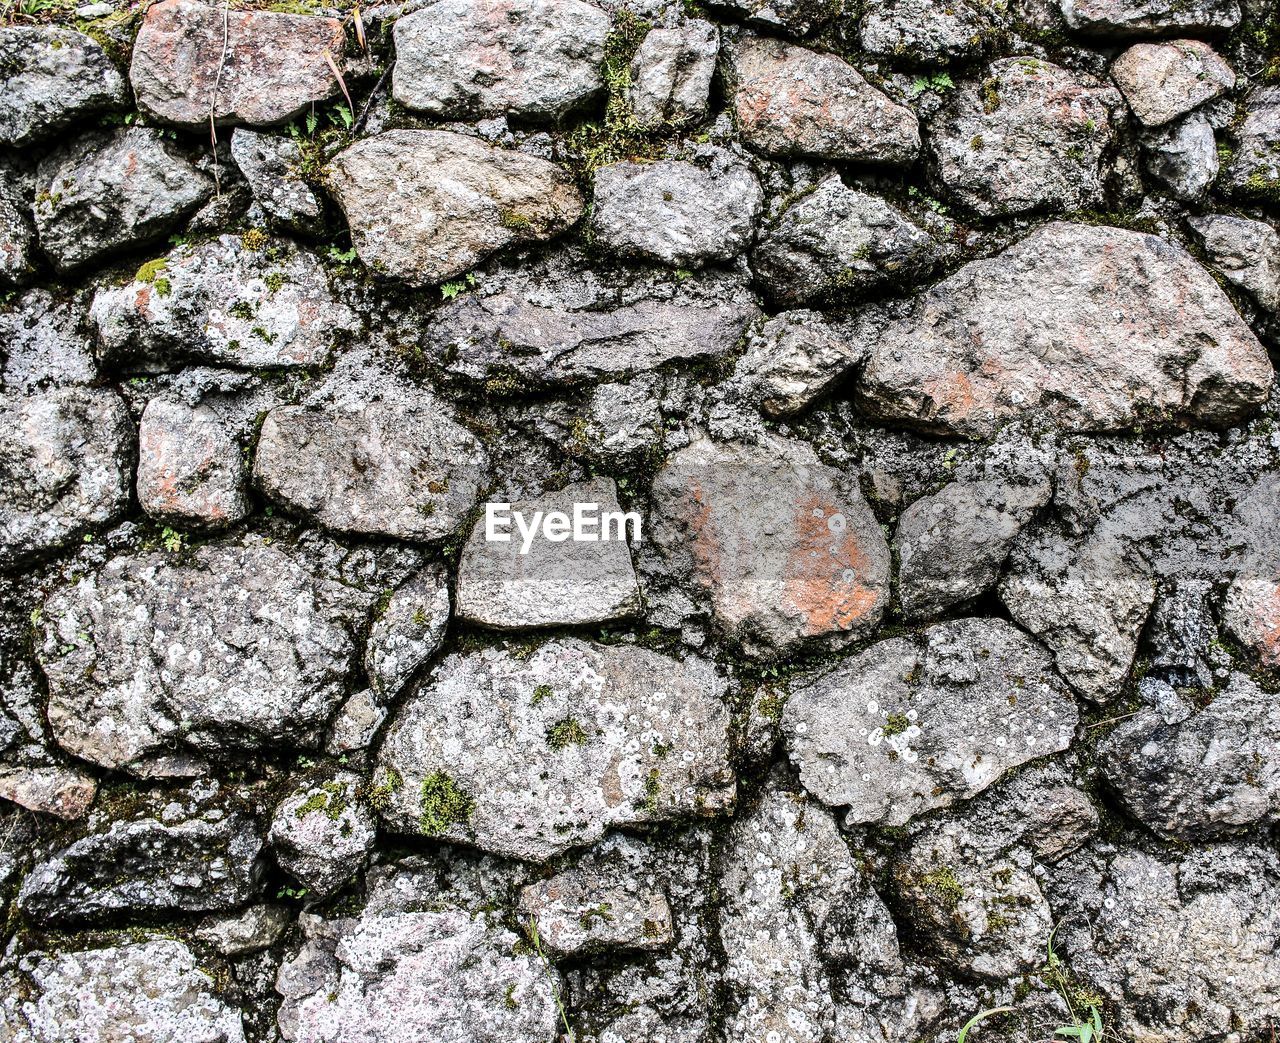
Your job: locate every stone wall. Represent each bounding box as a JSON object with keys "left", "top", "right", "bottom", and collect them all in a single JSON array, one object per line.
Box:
[{"left": 1, "top": 0, "right": 1279, "bottom": 1039}]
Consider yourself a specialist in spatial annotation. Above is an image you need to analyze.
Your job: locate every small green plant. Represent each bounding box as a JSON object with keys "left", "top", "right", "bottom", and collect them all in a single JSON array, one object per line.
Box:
[
  {"left": 908, "top": 71, "right": 955, "bottom": 98},
  {"left": 546, "top": 717, "right": 588, "bottom": 749},
  {"left": 160, "top": 527, "right": 185, "bottom": 554},
  {"left": 440, "top": 272, "right": 478, "bottom": 300},
  {"left": 531, "top": 683, "right": 554, "bottom": 705},
  {"left": 1055, "top": 1006, "right": 1104, "bottom": 1043},
  {"left": 883, "top": 711, "right": 910, "bottom": 737},
  {"left": 418, "top": 771, "right": 473, "bottom": 835},
  {"left": 526, "top": 915, "right": 573, "bottom": 1039},
  {"left": 956, "top": 1006, "right": 1013, "bottom": 1042}
]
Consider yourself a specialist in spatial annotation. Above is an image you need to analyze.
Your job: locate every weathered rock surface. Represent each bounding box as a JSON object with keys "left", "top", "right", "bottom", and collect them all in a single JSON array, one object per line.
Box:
[
  {"left": 391, "top": 0, "right": 609, "bottom": 120},
  {"left": 230, "top": 128, "right": 324, "bottom": 232},
  {"left": 727, "top": 36, "right": 920, "bottom": 164},
  {"left": 197, "top": 904, "right": 291, "bottom": 957},
  {"left": 1142, "top": 112, "right": 1218, "bottom": 201},
  {"left": 713, "top": 0, "right": 840, "bottom": 35},
  {"left": 1058, "top": 0, "right": 1240, "bottom": 36},
  {"left": 751, "top": 174, "right": 934, "bottom": 305},
  {"left": 0, "top": 765, "right": 96, "bottom": 821},
  {"left": 591, "top": 157, "right": 762, "bottom": 267},
  {"left": 130, "top": 0, "right": 344, "bottom": 127},
  {"left": 0, "top": 27, "right": 126, "bottom": 146},
  {"left": 1220, "top": 473, "right": 1280, "bottom": 665},
  {"left": 374, "top": 638, "right": 735, "bottom": 861},
  {"left": 1189, "top": 213, "right": 1280, "bottom": 314},
  {"left": 456, "top": 478, "right": 641, "bottom": 629},
  {"left": 897, "top": 479, "right": 1050, "bottom": 619},
  {"left": 928, "top": 58, "right": 1122, "bottom": 217},
  {"left": 648, "top": 433, "right": 891, "bottom": 656},
  {"left": 1, "top": 940, "right": 248, "bottom": 1043},
  {"left": 365, "top": 566, "right": 451, "bottom": 700},
  {"left": 1111, "top": 39, "right": 1233, "bottom": 127},
  {"left": 34, "top": 127, "right": 213, "bottom": 272},
  {"left": 0, "top": 170, "right": 33, "bottom": 286},
  {"left": 629, "top": 20, "right": 718, "bottom": 128},
  {"left": 1222, "top": 86, "right": 1280, "bottom": 199},
  {"left": 784, "top": 618, "right": 1079, "bottom": 826},
  {"left": 0, "top": 290, "right": 97, "bottom": 392},
  {"left": 270, "top": 772, "right": 376, "bottom": 897},
  {"left": 325, "top": 130, "right": 583, "bottom": 285},
  {"left": 859, "top": 0, "right": 995, "bottom": 63},
  {"left": 856, "top": 222, "right": 1273, "bottom": 437},
  {"left": 91, "top": 234, "right": 355, "bottom": 370},
  {"left": 0, "top": 386, "right": 131, "bottom": 568},
  {"left": 731, "top": 309, "right": 862, "bottom": 416},
  {"left": 326, "top": 688, "right": 388, "bottom": 759}
]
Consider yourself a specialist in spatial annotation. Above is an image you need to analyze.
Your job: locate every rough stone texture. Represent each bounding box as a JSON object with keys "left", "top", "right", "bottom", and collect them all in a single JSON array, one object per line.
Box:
[
  {"left": 629, "top": 20, "right": 718, "bottom": 128},
  {"left": 1141, "top": 112, "right": 1218, "bottom": 201},
  {"left": 726, "top": 36, "right": 920, "bottom": 164},
  {"left": 897, "top": 479, "right": 1050, "bottom": 619},
  {"left": 230, "top": 128, "right": 324, "bottom": 232},
  {"left": 591, "top": 157, "right": 762, "bottom": 267},
  {"left": 456, "top": 478, "right": 641, "bottom": 629},
  {"left": 1220, "top": 473, "right": 1280, "bottom": 665},
  {"left": 0, "top": 940, "right": 248, "bottom": 1043},
  {"left": 0, "top": 27, "right": 126, "bottom": 146},
  {"left": 197, "top": 904, "right": 291, "bottom": 957},
  {"left": 856, "top": 222, "right": 1273, "bottom": 437},
  {"left": 270, "top": 772, "right": 376, "bottom": 897},
  {"left": 0, "top": 289, "right": 97, "bottom": 392},
  {"left": 34, "top": 127, "right": 213, "bottom": 272},
  {"left": 0, "top": 169, "right": 34, "bottom": 286},
  {"left": 784, "top": 618, "right": 1079, "bottom": 826},
  {"left": 0, "top": 386, "right": 132, "bottom": 568},
  {"left": 731, "top": 309, "right": 862, "bottom": 416},
  {"left": 859, "top": 0, "right": 995, "bottom": 63},
  {"left": 648, "top": 433, "right": 891, "bottom": 657},
  {"left": 130, "top": 0, "right": 344, "bottom": 127},
  {"left": 326, "top": 689, "right": 388, "bottom": 759},
  {"left": 1058, "top": 0, "right": 1241, "bottom": 35},
  {"left": 391, "top": 0, "right": 609, "bottom": 120},
  {"left": 928, "top": 58, "right": 1123, "bottom": 217},
  {"left": 0, "top": 765, "right": 96, "bottom": 821},
  {"left": 1111, "top": 40, "right": 1234, "bottom": 127},
  {"left": 1223, "top": 86, "right": 1280, "bottom": 199},
  {"left": 1189, "top": 213, "right": 1280, "bottom": 314},
  {"left": 91, "top": 234, "right": 355, "bottom": 370},
  {"left": 751, "top": 174, "right": 934, "bottom": 305},
  {"left": 325, "top": 130, "right": 583, "bottom": 286},
  {"left": 374, "top": 638, "right": 735, "bottom": 860},
  {"left": 713, "top": 0, "right": 840, "bottom": 35},
  {"left": 365, "top": 565, "right": 451, "bottom": 700}
]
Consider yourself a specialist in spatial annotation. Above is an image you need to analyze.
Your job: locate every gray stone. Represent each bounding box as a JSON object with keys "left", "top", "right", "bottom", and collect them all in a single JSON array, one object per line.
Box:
[
  {"left": 927, "top": 58, "right": 1123, "bottom": 217},
  {"left": 713, "top": 0, "right": 841, "bottom": 35},
  {"left": 726, "top": 36, "right": 920, "bottom": 164},
  {"left": 591, "top": 156, "right": 762, "bottom": 267},
  {"left": 647, "top": 433, "right": 891, "bottom": 657},
  {"left": 897, "top": 479, "right": 1050, "bottom": 619},
  {"left": 270, "top": 772, "right": 376, "bottom": 898},
  {"left": 1111, "top": 39, "right": 1234, "bottom": 127},
  {"left": 1222, "top": 86, "right": 1280, "bottom": 199},
  {"left": 0, "top": 386, "right": 131, "bottom": 568},
  {"left": 0, "top": 169, "right": 34, "bottom": 285},
  {"left": 1058, "top": 0, "right": 1240, "bottom": 35},
  {"left": 856, "top": 222, "right": 1273, "bottom": 437},
  {"left": 859, "top": 0, "right": 996, "bottom": 63},
  {"left": 0, "top": 27, "right": 126, "bottom": 146},
  {"left": 325, "top": 130, "right": 583, "bottom": 285},
  {"left": 456, "top": 478, "right": 640, "bottom": 629},
  {"left": 580, "top": 377, "right": 664, "bottom": 463},
  {"left": 0, "top": 290, "right": 97, "bottom": 393},
  {"left": 130, "top": 0, "right": 345, "bottom": 127},
  {"left": 365, "top": 566, "right": 451, "bottom": 700},
  {"left": 751, "top": 174, "right": 934, "bottom": 305},
  {"left": 731, "top": 309, "right": 862, "bottom": 417},
  {"left": 629, "top": 20, "right": 718, "bottom": 128},
  {"left": 374, "top": 638, "right": 735, "bottom": 861},
  {"left": 1141, "top": 112, "right": 1218, "bottom": 201},
  {"left": 391, "top": 0, "right": 609, "bottom": 120},
  {"left": 276, "top": 907, "right": 558, "bottom": 1043},
  {"left": 230, "top": 128, "right": 323, "bottom": 232},
  {"left": 34, "top": 127, "right": 213, "bottom": 272},
  {"left": 1, "top": 940, "right": 247, "bottom": 1043},
  {"left": 784, "top": 618, "right": 1079, "bottom": 826},
  {"left": 91, "top": 233, "right": 356, "bottom": 370},
  {"left": 326, "top": 689, "right": 387, "bottom": 759},
  {"left": 0, "top": 765, "right": 96, "bottom": 821},
  {"left": 1220, "top": 474, "right": 1280, "bottom": 667},
  {"left": 197, "top": 904, "right": 291, "bottom": 956},
  {"left": 1188, "top": 213, "right": 1280, "bottom": 314}
]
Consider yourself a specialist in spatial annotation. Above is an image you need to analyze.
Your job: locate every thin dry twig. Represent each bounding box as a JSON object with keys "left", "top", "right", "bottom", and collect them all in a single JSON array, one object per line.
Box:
[
  {"left": 353, "top": 63, "right": 390, "bottom": 135},
  {"left": 352, "top": 3, "right": 366, "bottom": 51},
  {"left": 1085, "top": 711, "right": 1140, "bottom": 730},
  {"left": 323, "top": 48, "right": 354, "bottom": 121},
  {"left": 208, "top": 0, "right": 231, "bottom": 196}
]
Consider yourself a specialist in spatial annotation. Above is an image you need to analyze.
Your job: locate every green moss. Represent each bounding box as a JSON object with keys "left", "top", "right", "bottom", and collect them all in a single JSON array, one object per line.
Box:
[
  {"left": 531, "top": 683, "right": 554, "bottom": 705},
  {"left": 418, "top": 771, "right": 474, "bottom": 835},
  {"left": 546, "top": 717, "right": 589, "bottom": 749},
  {"left": 758, "top": 690, "right": 788, "bottom": 722},
  {"left": 294, "top": 780, "right": 350, "bottom": 822},
  {"left": 264, "top": 271, "right": 286, "bottom": 293},
  {"left": 366, "top": 767, "right": 403, "bottom": 811},
  {"left": 229, "top": 300, "right": 257, "bottom": 321},
  {"left": 135, "top": 258, "right": 168, "bottom": 284},
  {"left": 241, "top": 228, "right": 270, "bottom": 252},
  {"left": 642, "top": 768, "right": 661, "bottom": 811},
  {"left": 920, "top": 866, "right": 964, "bottom": 909},
  {"left": 499, "top": 209, "right": 533, "bottom": 230},
  {"left": 883, "top": 711, "right": 910, "bottom": 737}
]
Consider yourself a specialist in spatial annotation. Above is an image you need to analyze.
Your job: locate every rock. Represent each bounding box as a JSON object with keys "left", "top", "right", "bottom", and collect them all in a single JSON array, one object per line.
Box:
[
  {"left": 1111, "top": 39, "right": 1234, "bottom": 127},
  {"left": 712, "top": 0, "right": 841, "bottom": 35},
  {"left": 0, "top": 27, "right": 126, "bottom": 146},
  {"left": 731, "top": 309, "right": 862, "bottom": 417},
  {"left": 1141, "top": 112, "right": 1219, "bottom": 201},
  {"left": 1188, "top": 213, "right": 1280, "bottom": 314},
  {"left": 783, "top": 617, "right": 1079, "bottom": 826},
  {"left": 326, "top": 689, "right": 387, "bottom": 760},
  {"left": 1099, "top": 672, "right": 1280, "bottom": 838},
  {"left": 0, "top": 170, "right": 34, "bottom": 286},
  {"left": 1, "top": 940, "right": 247, "bottom": 1043},
  {"left": 856, "top": 222, "right": 1273, "bottom": 437},
  {"left": 276, "top": 907, "right": 558, "bottom": 1043},
  {"left": 230, "top": 128, "right": 324, "bottom": 232},
  {"left": 1220, "top": 474, "right": 1280, "bottom": 666},
  {"left": 37, "top": 533, "right": 381, "bottom": 772},
  {"left": 391, "top": 0, "right": 609, "bottom": 120},
  {"left": 591, "top": 157, "right": 762, "bottom": 268},
  {"left": 1001, "top": 532, "right": 1156, "bottom": 703},
  {"left": 859, "top": 0, "right": 996, "bottom": 63},
  {"left": 726, "top": 36, "right": 920, "bottom": 164},
  {"left": 34, "top": 127, "right": 213, "bottom": 272},
  {"left": 648, "top": 433, "right": 891, "bottom": 657},
  {"left": 19, "top": 794, "right": 264, "bottom": 922},
  {"left": 270, "top": 773, "right": 376, "bottom": 898},
  {"left": 0, "top": 765, "right": 96, "bottom": 820},
  {"left": 927, "top": 58, "right": 1123, "bottom": 217},
  {"left": 325, "top": 130, "right": 583, "bottom": 286},
  {"left": 91, "top": 234, "right": 355, "bottom": 371},
  {"left": 456, "top": 478, "right": 641, "bottom": 629},
  {"left": 365, "top": 566, "right": 451, "bottom": 700},
  {"left": 130, "top": 0, "right": 344, "bottom": 127},
  {"left": 897, "top": 479, "right": 1050, "bottom": 619},
  {"left": 0, "top": 386, "right": 131, "bottom": 568},
  {"left": 374, "top": 638, "right": 735, "bottom": 861},
  {"left": 629, "top": 20, "right": 718, "bottom": 128},
  {"left": 1058, "top": 0, "right": 1241, "bottom": 35},
  {"left": 577, "top": 376, "right": 664, "bottom": 465},
  {"left": 0, "top": 289, "right": 97, "bottom": 392},
  {"left": 1222, "top": 86, "right": 1280, "bottom": 200},
  {"left": 254, "top": 394, "right": 489, "bottom": 543},
  {"left": 1052, "top": 842, "right": 1280, "bottom": 1041},
  {"left": 197, "top": 904, "right": 291, "bottom": 956},
  {"left": 751, "top": 174, "right": 935, "bottom": 305}
]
